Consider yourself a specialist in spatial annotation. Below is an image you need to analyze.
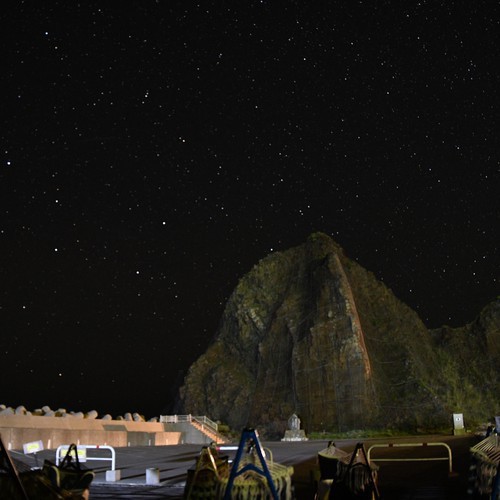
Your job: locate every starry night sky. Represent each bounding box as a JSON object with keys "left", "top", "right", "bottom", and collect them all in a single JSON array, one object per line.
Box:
[{"left": 1, "top": 2, "right": 498, "bottom": 419}]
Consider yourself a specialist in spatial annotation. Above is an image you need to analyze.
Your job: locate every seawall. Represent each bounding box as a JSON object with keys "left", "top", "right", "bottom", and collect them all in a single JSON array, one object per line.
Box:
[{"left": 0, "top": 415, "right": 182, "bottom": 450}]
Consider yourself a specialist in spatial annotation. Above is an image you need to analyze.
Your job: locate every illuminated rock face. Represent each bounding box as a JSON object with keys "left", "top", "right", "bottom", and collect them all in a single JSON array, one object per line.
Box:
[
  {"left": 430, "top": 299, "right": 500, "bottom": 422},
  {"left": 179, "top": 233, "right": 500, "bottom": 437}
]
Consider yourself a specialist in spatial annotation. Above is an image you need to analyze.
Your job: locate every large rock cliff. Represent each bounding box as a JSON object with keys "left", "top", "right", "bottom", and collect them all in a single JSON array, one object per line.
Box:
[{"left": 179, "top": 233, "right": 499, "bottom": 436}]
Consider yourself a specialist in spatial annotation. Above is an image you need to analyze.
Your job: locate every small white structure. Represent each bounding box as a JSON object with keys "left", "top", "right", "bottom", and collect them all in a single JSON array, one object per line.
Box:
[
  {"left": 453, "top": 413, "right": 465, "bottom": 435},
  {"left": 106, "top": 470, "right": 121, "bottom": 482},
  {"left": 146, "top": 467, "right": 160, "bottom": 485}
]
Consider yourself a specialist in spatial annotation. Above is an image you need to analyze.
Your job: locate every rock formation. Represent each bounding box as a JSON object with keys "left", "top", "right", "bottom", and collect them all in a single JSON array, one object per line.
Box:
[
  {"left": 179, "top": 233, "right": 499, "bottom": 436},
  {"left": 430, "top": 299, "right": 500, "bottom": 424}
]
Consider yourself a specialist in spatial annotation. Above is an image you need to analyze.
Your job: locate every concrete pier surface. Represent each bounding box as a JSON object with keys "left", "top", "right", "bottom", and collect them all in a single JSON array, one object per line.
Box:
[{"left": 11, "top": 433, "right": 481, "bottom": 499}]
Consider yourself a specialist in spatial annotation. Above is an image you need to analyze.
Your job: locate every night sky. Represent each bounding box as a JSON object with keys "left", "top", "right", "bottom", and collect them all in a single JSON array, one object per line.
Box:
[{"left": 1, "top": 2, "right": 498, "bottom": 419}]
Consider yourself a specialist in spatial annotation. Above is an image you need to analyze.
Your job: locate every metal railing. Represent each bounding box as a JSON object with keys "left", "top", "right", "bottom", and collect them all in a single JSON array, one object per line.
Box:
[
  {"left": 159, "top": 414, "right": 218, "bottom": 433},
  {"left": 367, "top": 442, "right": 453, "bottom": 474},
  {"left": 470, "top": 434, "right": 500, "bottom": 464},
  {"left": 55, "top": 444, "right": 116, "bottom": 471}
]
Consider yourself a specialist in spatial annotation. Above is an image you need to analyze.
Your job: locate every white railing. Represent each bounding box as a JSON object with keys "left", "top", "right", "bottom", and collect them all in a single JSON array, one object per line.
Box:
[
  {"left": 192, "top": 415, "right": 218, "bottom": 433},
  {"left": 160, "top": 414, "right": 218, "bottom": 433},
  {"left": 55, "top": 444, "right": 116, "bottom": 470}
]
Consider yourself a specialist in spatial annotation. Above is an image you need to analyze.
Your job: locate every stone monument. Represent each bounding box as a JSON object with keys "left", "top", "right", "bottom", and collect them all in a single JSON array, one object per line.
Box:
[{"left": 282, "top": 413, "right": 308, "bottom": 441}]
